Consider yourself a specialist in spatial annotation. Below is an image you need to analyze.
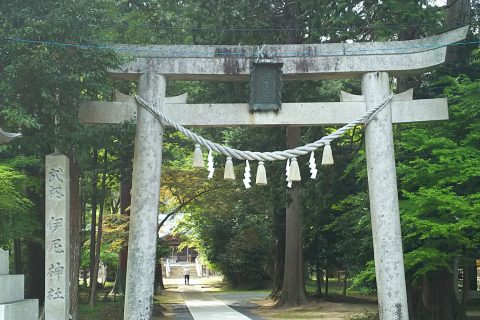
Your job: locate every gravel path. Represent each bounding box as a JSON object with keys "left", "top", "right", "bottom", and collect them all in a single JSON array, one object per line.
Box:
[{"left": 167, "top": 303, "right": 194, "bottom": 320}]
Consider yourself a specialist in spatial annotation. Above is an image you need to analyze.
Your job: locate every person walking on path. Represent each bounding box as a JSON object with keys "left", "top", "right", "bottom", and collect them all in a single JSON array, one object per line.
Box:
[{"left": 183, "top": 266, "right": 190, "bottom": 285}]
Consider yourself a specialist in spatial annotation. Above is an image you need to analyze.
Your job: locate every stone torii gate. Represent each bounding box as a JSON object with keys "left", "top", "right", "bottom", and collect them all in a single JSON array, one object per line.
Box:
[{"left": 79, "top": 27, "right": 467, "bottom": 320}]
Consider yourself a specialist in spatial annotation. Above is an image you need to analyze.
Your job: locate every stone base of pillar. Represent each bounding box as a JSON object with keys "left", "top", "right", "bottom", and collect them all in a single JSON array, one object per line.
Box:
[
  {"left": 0, "top": 249, "right": 39, "bottom": 320},
  {"left": 0, "top": 275, "right": 25, "bottom": 303},
  {"left": 0, "top": 299, "right": 39, "bottom": 320}
]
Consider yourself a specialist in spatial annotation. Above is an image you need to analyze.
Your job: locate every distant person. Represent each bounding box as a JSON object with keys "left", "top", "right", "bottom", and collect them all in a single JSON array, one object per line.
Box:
[{"left": 183, "top": 266, "right": 190, "bottom": 285}]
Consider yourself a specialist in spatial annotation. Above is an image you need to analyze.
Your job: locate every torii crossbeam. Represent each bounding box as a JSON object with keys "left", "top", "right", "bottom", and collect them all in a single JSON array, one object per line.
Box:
[{"left": 79, "top": 27, "right": 468, "bottom": 320}]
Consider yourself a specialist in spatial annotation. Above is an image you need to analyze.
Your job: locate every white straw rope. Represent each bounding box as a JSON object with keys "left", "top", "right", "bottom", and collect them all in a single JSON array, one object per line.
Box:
[{"left": 134, "top": 93, "right": 393, "bottom": 161}]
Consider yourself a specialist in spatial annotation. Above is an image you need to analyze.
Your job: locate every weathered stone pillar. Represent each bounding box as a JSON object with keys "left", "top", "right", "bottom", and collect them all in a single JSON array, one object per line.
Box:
[
  {"left": 124, "top": 73, "right": 166, "bottom": 320},
  {"left": 362, "top": 72, "right": 409, "bottom": 320},
  {"left": 45, "top": 153, "right": 71, "bottom": 320}
]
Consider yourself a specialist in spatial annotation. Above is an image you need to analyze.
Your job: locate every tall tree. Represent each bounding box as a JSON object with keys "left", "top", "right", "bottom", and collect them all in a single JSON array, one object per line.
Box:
[{"left": 277, "top": 127, "right": 308, "bottom": 307}]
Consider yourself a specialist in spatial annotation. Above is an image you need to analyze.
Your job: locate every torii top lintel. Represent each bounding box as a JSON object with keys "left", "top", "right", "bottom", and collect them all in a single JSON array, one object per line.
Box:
[
  {"left": 0, "top": 127, "right": 21, "bottom": 144},
  {"left": 110, "top": 27, "right": 468, "bottom": 81}
]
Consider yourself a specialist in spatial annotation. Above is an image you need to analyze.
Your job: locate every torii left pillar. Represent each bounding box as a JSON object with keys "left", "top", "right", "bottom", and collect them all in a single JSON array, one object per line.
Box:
[
  {"left": 363, "top": 72, "right": 408, "bottom": 319},
  {"left": 124, "top": 72, "right": 166, "bottom": 319}
]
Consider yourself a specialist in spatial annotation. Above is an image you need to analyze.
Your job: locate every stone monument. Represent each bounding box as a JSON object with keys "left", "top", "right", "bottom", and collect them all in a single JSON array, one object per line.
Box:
[{"left": 45, "top": 153, "right": 71, "bottom": 320}]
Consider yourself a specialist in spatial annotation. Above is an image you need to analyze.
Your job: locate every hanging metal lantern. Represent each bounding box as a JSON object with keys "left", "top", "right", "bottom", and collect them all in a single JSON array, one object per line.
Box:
[{"left": 249, "top": 62, "right": 283, "bottom": 111}]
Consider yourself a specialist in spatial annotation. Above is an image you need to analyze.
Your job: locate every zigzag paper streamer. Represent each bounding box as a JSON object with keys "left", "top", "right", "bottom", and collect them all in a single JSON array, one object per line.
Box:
[
  {"left": 286, "top": 159, "right": 292, "bottom": 188},
  {"left": 309, "top": 151, "right": 318, "bottom": 179},
  {"left": 243, "top": 160, "right": 251, "bottom": 189},
  {"left": 207, "top": 149, "right": 215, "bottom": 179}
]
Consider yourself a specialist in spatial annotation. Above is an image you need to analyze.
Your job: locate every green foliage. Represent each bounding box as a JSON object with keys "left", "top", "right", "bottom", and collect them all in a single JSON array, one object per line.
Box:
[
  {"left": 348, "top": 72, "right": 480, "bottom": 289},
  {"left": 175, "top": 174, "right": 273, "bottom": 288},
  {"left": 0, "top": 0, "right": 121, "bottom": 158},
  {"left": 327, "top": 192, "right": 373, "bottom": 275},
  {"left": 350, "top": 261, "right": 376, "bottom": 294},
  {"left": 0, "top": 163, "right": 38, "bottom": 246},
  {"left": 397, "top": 72, "right": 480, "bottom": 281},
  {"left": 403, "top": 247, "right": 451, "bottom": 283},
  {"left": 223, "top": 217, "right": 271, "bottom": 288}
]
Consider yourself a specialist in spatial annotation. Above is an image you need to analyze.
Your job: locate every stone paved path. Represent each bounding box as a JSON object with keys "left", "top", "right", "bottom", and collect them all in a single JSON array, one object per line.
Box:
[
  {"left": 212, "top": 292, "right": 268, "bottom": 320},
  {"left": 178, "top": 285, "right": 252, "bottom": 320}
]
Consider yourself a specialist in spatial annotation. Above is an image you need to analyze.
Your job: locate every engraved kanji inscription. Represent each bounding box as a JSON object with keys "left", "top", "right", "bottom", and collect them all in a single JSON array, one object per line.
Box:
[
  {"left": 47, "top": 217, "right": 64, "bottom": 233},
  {"left": 47, "top": 287, "right": 65, "bottom": 300},
  {"left": 48, "top": 168, "right": 64, "bottom": 183},
  {"left": 48, "top": 185, "right": 65, "bottom": 200},
  {"left": 48, "top": 239, "right": 64, "bottom": 253},
  {"left": 47, "top": 262, "right": 65, "bottom": 280},
  {"left": 47, "top": 167, "right": 66, "bottom": 200}
]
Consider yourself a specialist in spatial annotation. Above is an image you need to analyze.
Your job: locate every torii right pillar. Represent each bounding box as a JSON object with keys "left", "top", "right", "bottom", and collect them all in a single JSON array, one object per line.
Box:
[{"left": 363, "top": 72, "right": 408, "bottom": 319}]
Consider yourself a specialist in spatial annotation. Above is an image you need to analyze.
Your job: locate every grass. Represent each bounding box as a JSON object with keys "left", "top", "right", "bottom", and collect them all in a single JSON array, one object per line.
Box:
[
  {"left": 78, "top": 284, "right": 125, "bottom": 320},
  {"left": 154, "top": 290, "right": 184, "bottom": 304},
  {"left": 207, "top": 284, "right": 271, "bottom": 294},
  {"left": 249, "top": 278, "right": 378, "bottom": 320},
  {"left": 252, "top": 298, "right": 378, "bottom": 320},
  {"left": 78, "top": 300, "right": 124, "bottom": 320}
]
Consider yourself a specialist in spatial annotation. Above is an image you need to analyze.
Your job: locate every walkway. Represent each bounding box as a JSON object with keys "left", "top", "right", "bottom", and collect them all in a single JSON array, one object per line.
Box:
[{"left": 179, "top": 285, "right": 252, "bottom": 320}]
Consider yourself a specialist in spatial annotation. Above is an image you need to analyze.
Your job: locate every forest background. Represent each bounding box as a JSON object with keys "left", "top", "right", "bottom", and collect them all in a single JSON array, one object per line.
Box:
[{"left": 0, "top": 0, "right": 479, "bottom": 319}]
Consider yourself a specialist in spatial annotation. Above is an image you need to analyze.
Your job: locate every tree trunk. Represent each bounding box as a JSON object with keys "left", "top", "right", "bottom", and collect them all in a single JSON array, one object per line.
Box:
[
  {"left": 269, "top": 204, "right": 286, "bottom": 300},
  {"left": 315, "top": 260, "right": 323, "bottom": 297},
  {"left": 461, "top": 259, "right": 469, "bottom": 314},
  {"left": 69, "top": 159, "right": 81, "bottom": 319},
  {"left": 469, "top": 261, "right": 477, "bottom": 290},
  {"left": 446, "top": 0, "right": 471, "bottom": 65},
  {"left": 89, "top": 151, "right": 108, "bottom": 307},
  {"left": 112, "top": 246, "right": 128, "bottom": 296},
  {"left": 112, "top": 153, "right": 132, "bottom": 295},
  {"left": 155, "top": 262, "right": 165, "bottom": 292},
  {"left": 25, "top": 241, "right": 44, "bottom": 301},
  {"left": 420, "top": 269, "right": 466, "bottom": 320},
  {"left": 343, "top": 271, "right": 347, "bottom": 296},
  {"left": 325, "top": 259, "right": 329, "bottom": 297},
  {"left": 82, "top": 267, "right": 88, "bottom": 289},
  {"left": 81, "top": 186, "right": 88, "bottom": 290},
  {"left": 14, "top": 239, "right": 22, "bottom": 274},
  {"left": 88, "top": 148, "right": 98, "bottom": 291},
  {"left": 24, "top": 179, "right": 45, "bottom": 301},
  {"left": 276, "top": 127, "right": 308, "bottom": 308},
  {"left": 396, "top": 26, "right": 419, "bottom": 93}
]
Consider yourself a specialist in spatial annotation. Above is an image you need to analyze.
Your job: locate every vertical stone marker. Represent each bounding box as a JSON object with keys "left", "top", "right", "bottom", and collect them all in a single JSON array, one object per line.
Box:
[{"left": 45, "top": 153, "right": 70, "bottom": 320}]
